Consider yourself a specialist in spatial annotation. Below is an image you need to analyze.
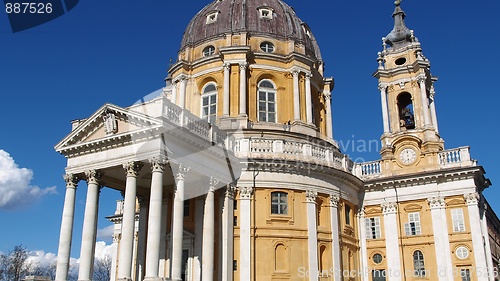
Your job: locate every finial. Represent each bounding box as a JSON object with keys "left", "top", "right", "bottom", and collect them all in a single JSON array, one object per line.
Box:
[{"left": 394, "top": 0, "right": 402, "bottom": 6}]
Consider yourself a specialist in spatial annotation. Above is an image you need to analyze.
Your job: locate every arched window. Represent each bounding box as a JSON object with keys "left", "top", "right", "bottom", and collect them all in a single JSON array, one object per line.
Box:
[
  {"left": 201, "top": 83, "right": 217, "bottom": 124},
  {"left": 271, "top": 191, "right": 287, "bottom": 215},
  {"left": 413, "top": 250, "right": 426, "bottom": 277},
  {"left": 398, "top": 92, "right": 415, "bottom": 129},
  {"left": 258, "top": 80, "right": 277, "bottom": 122}
]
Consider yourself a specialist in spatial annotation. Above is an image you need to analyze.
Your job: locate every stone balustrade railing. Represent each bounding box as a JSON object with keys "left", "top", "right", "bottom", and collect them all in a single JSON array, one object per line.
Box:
[
  {"left": 438, "top": 146, "right": 476, "bottom": 168},
  {"left": 163, "top": 98, "right": 230, "bottom": 150},
  {"left": 354, "top": 160, "right": 382, "bottom": 178},
  {"left": 354, "top": 146, "right": 477, "bottom": 180},
  {"left": 234, "top": 137, "right": 353, "bottom": 172}
]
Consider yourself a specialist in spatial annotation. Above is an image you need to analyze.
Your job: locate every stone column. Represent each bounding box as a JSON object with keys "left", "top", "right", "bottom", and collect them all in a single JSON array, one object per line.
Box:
[
  {"left": 202, "top": 177, "right": 219, "bottom": 281},
  {"left": 379, "top": 84, "right": 390, "bottom": 133},
  {"left": 118, "top": 162, "right": 143, "bottom": 281},
  {"left": 381, "top": 202, "right": 401, "bottom": 281},
  {"left": 171, "top": 164, "right": 190, "bottom": 281},
  {"left": 78, "top": 170, "right": 102, "bottom": 281},
  {"left": 323, "top": 90, "right": 333, "bottom": 139},
  {"left": 222, "top": 186, "right": 236, "bottom": 281},
  {"left": 306, "top": 190, "right": 319, "bottom": 281},
  {"left": 239, "top": 62, "right": 248, "bottom": 116},
  {"left": 465, "top": 193, "right": 489, "bottom": 281},
  {"left": 223, "top": 63, "right": 231, "bottom": 116},
  {"left": 171, "top": 81, "right": 177, "bottom": 104},
  {"left": 179, "top": 75, "right": 188, "bottom": 109},
  {"left": 135, "top": 196, "right": 149, "bottom": 281},
  {"left": 480, "top": 202, "right": 495, "bottom": 281},
  {"left": 427, "top": 197, "right": 453, "bottom": 281},
  {"left": 144, "top": 157, "right": 168, "bottom": 281},
  {"left": 239, "top": 187, "right": 253, "bottom": 281},
  {"left": 159, "top": 197, "right": 170, "bottom": 278},
  {"left": 357, "top": 207, "right": 368, "bottom": 281},
  {"left": 110, "top": 233, "right": 120, "bottom": 281},
  {"left": 429, "top": 86, "right": 439, "bottom": 133},
  {"left": 292, "top": 70, "right": 300, "bottom": 120},
  {"left": 417, "top": 76, "right": 432, "bottom": 127},
  {"left": 305, "top": 73, "right": 313, "bottom": 124},
  {"left": 329, "top": 195, "right": 342, "bottom": 281},
  {"left": 55, "top": 174, "right": 79, "bottom": 281}
]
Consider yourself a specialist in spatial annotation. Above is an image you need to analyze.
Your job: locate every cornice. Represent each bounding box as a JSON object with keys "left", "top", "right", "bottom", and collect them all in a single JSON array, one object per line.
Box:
[{"left": 362, "top": 165, "right": 485, "bottom": 191}]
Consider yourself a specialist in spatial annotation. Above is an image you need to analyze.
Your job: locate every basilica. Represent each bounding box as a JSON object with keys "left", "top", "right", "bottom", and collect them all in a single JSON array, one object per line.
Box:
[{"left": 53, "top": 0, "right": 500, "bottom": 280}]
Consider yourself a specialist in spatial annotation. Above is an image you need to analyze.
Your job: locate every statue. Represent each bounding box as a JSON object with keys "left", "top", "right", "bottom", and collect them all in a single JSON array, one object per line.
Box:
[{"left": 395, "top": 0, "right": 402, "bottom": 6}]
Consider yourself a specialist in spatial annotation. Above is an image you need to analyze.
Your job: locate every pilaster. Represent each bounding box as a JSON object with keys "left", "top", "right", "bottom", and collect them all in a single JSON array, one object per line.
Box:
[
  {"left": 239, "top": 186, "right": 253, "bottom": 281},
  {"left": 427, "top": 197, "right": 453, "bottom": 281},
  {"left": 305, "top": 190, "right": 319, "bottom": 281},
  {"left": 381, "top": 201, "right": 401, "bottom": 281}
]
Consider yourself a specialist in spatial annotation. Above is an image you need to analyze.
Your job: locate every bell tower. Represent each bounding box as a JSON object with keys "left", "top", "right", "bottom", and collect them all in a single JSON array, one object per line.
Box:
[{"left": 374, "top": 0, "right": 443, "bottom": 174}]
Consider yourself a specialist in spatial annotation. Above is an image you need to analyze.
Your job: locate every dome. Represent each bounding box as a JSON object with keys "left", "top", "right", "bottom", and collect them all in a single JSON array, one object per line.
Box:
[{"left": 180, "top": 0, "right": 322, "bottom": 61}]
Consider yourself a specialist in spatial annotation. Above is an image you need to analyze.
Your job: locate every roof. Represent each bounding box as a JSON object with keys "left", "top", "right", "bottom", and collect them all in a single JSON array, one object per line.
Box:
[{"left": 180, "top": 0, "right": 322, "bottom": 60}]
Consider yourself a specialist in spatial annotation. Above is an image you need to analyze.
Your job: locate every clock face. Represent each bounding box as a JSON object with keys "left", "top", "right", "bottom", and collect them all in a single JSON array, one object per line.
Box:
[{"left": 399, "top": 148, "right": 417, "bottom": 165}]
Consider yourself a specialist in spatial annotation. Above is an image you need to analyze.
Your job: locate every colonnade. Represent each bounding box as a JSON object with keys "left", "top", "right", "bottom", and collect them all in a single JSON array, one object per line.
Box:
[{"left": 54, "top": 159, "right": 235, "bottom": 281}]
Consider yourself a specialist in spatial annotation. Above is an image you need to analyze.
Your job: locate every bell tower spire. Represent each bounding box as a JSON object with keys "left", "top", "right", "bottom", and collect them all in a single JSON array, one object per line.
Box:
[{"left": 374, "top": 1, "right": 443, "bottom": 173}]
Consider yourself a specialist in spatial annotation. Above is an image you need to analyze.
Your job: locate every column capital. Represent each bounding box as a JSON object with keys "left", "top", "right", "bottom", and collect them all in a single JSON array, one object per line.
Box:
[
  {"left": 381, "top": 201, "right": 397, "bottom": 215},
  {"left": 175, "top": 164, "right": 190, "bottom": 181},
  {"left": 223, "top": 62, "right": 231, "bottom": 70},
  {"left": 305, "top": 189, "right": 317, "bottom": 204},
  {"left": 356, "top": 207, "right": 366, "bottom": 218},
  {"left": 225, "top": 185, "right": 237, "bottom": 200},
  {"left": 238, "top": 62, "right": 248, "bottom": 70},
  {"left": 378, "top": 83, "right": 387, "bottom": 92},
  {"left": 328, "top": 194, "right": 340, "bottom": 208},
  {"left": 177, "top": 74, "right": 188, "bottom": 82},
  {"left": 84, "top": 170, "right": 102, "bottom": 185},
  {"left": 123, "top": 161, "right": 144, "bottom": 177},
  {"left": 63, "top": 173, "right": 79, "bottom": 189},
  {"left": 305, "top": 72, "right": 312, "bottom": 79},
  {"left": 112, "top": 233, "right": 121, "bottom": 243},
  {"left": 239, "top": 186, "right": 253, "bottom": 200},
  {"left": 416, "top": 75, "right": 427, "bottom": 84},
  {"left": 209, "top": 177, "right": 220, "bottom": 188},
  {"left": 149, "top": 156, "right": 168, "bottom": 173},
  {"left": 427, "top": 196, "right": 445, "bottom": 209},
  {"left": 291, "top": 69, "right": 300, "bottom": 77},
  {"left": 323, "top": 90, "right": 332, "bottom": 101},
  {"left": 464, "top": 192, "right": 479, "bottom": 206}
]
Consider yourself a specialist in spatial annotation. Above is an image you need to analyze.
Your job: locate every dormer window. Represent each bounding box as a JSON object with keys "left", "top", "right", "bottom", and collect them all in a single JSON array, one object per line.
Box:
[
  {"left": 260, "top": 41, "right": 275, "bottom": 53},
  {"left": 258, "top": 7, "right": 274, "bottom": 19},
  {"left": 301, "top": 24, "right": 312, "bottom": 38},
  {"left": 206, "top": 11, "right": 219, "bottom": 24},
  {"left": 202, "top": 45, "right": 216, "bottom": 57}
]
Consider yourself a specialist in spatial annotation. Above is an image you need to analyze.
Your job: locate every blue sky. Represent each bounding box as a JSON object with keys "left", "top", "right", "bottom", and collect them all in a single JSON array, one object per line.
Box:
[{"left": 0, "top": 0, "right": 499, "bottom": 261}]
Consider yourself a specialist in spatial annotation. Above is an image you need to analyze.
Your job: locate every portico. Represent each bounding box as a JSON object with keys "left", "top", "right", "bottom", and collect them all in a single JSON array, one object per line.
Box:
[{"left": 54, "top": 96, "right": 241, "bottom": 281}]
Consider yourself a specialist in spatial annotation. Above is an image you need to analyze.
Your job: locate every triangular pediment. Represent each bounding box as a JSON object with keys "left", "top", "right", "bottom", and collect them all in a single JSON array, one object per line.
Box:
[{"left": 55, "top": 103, "right": 162, "bottom": 154}]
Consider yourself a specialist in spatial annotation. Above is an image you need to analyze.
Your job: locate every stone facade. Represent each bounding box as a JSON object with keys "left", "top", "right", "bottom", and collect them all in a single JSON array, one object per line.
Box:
[{"left": 53, "top": 1, "right": 499, "bottom": 281}]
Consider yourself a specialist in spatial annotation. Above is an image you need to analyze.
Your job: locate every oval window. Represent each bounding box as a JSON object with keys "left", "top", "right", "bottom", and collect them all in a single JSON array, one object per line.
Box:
[
  {"left": 203, "top": 45, "right": 216, "bottom": 57},
  {"left": 260, "top": 42, "right": 275, "bottom": 53},
  {"left": 373, "top": 253, "right": 383, "bottom": 264},
  {"left": 395, "top": 57, "right": 407, "bottom": 65}
]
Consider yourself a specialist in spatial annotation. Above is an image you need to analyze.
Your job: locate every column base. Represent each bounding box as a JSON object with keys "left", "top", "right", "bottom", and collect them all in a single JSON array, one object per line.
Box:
[
  {"left": 118, "top": 278, "right": 133, "bottom": 281},
  {"left": 143, "top": 277, "right": 168, "bottom": 281}
]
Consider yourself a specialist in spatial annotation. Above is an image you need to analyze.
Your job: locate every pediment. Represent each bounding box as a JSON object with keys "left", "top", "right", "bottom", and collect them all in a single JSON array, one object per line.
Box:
[
  {"left": 365, "top": 206, "right": 382, "bottom": 215},
  {"left": 403, "top": 203, "right": 422, "bottom": 212},
  {"left": 447, "top": 198, "right": 465, "bottom": 206},
  {"left": 55, "top": 103, "right": 162, "bottom": 154}
]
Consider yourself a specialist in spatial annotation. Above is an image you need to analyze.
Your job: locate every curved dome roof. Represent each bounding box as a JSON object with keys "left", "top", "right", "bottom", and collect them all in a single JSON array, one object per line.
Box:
[{"left": 180, "top": 0, "right": 322, "bottom": 61}]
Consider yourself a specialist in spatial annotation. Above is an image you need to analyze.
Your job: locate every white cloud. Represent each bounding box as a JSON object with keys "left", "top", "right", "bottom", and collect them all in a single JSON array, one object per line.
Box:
[
  {"left": 26, "top": 250, "right": 58, "bottom": 268},
  {"left": 96, "top": 225, "right": 114, "bottom": 242},
  {"left": 0, "top": 150, "right": 57, "bottom": 210},
  {"left": 94, "top": 241, "right": 116, "bottom": 260}
]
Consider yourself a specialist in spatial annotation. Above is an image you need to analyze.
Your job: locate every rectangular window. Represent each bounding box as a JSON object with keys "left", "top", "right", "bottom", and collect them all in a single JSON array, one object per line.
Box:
[
  {"left": 365, "top": 217, "right": 381, "bottom": 239},
  {"left": 202, "top": 94, "right": 217, "bottom": 124},
  {"left": 372, "top": 270, "right": 386, "bottom": 281},
  {"left": 257, "top": 90, "right": 276, "bottom": 122},
  {"left": 452, "top": 208, "right": 466, "bottom": 232},
  {"left": 404, "top": 212, "right": 421, "bottom": 236},
  {"left": 271, "top": 192, "right": 288, "bottom": 215},
  {"left": 183, "top": 200, "right": 190, "bottom": 217},
  {"left": 345, "top": 205, "right": 351, "bottom": 225},
  {"left": 460, "top": 269, "right": 471, "bottom": 281}
]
